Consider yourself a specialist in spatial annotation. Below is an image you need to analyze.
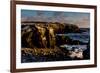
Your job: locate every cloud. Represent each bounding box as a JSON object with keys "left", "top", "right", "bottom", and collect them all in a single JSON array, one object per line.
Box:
[{"left": 21, "top": 11, "right": 90, "bottom": 28}]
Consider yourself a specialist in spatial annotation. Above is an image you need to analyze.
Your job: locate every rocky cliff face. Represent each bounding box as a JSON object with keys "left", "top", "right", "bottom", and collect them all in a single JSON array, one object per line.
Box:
[{"left": 21, "top": 22, "right": 80, "bottom": 48}]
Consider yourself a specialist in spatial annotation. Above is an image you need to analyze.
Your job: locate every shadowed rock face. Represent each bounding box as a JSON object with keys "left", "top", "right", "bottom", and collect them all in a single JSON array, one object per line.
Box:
[
  {"left": 21, "top": 25, "right": 42, "bottom": 48},
  {"left": 21, "top": 22, "right": 80, "bottom": 48}
]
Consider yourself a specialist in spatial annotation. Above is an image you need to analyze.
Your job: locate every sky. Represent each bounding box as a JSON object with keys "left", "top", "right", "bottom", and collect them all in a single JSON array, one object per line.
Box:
[{"left": 21, "top": 9, "right": 90, "bottom": 28}]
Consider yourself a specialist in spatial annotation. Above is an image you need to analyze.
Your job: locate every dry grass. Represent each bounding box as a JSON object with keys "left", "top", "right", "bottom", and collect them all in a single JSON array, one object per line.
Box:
[{"left": 21, "top": 47, "right": 64, "bottom": 56}]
